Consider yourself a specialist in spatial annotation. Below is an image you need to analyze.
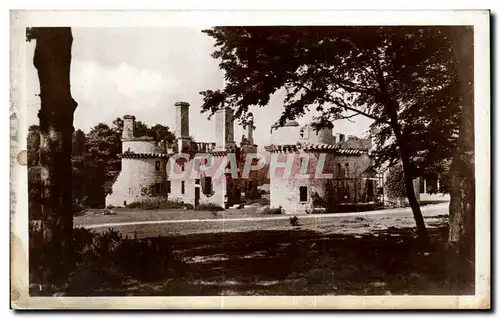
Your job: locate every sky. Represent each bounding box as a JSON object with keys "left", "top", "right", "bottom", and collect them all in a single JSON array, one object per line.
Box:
[{"left": 25, "top": 27, "right": 373, "bottom": 148}]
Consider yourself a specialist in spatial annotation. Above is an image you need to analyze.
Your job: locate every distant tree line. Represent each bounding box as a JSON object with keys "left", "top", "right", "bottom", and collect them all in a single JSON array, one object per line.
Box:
[{"left": 28, "top": 119, "right": 175, "bottom": 218}]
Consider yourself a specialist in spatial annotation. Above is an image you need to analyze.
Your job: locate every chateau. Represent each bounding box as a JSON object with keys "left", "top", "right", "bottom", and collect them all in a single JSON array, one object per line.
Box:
[
  {"left": 106, "top": 102, "right": 380, "bottom": 214},
  {"left": 105, "top": 102, "right": 257, "bottom": 209},
  {"left": 265, "top": 121, "right": 378, "bottom": 214}
]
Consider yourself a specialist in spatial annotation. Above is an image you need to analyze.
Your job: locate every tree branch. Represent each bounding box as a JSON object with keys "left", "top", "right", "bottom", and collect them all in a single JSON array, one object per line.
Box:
[
  {"left": 328, "top": 94, "right": 390, "bottom": 124},
  {"left": 288, "top": 74, "right": 389, "bottom": 124}
]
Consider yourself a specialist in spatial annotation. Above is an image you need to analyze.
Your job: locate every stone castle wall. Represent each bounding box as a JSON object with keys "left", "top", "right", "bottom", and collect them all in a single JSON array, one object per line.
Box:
[
  {"left": 122, "top": 139, "right": 156, "bottom": 153},
  {"left": 105, "top": 157, "right": 167, "bottom": 207}
]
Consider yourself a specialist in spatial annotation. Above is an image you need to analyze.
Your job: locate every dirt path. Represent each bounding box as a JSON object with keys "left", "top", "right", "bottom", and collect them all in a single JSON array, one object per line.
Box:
[{"left": 83, "top": 203, "right": 448, "bottom": 230}]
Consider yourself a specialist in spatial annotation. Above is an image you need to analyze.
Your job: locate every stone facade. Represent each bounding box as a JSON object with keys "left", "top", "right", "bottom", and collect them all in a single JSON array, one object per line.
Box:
[
  {"left": 106, "top": 104, "right": 380, "bottom": 212},
  {"left": 265, "top": 122, "right": 378, "bottom": 215},
  {"left": 105, "top": 115, "right": 169, "bottom": 207},
  {"left": 106, "top": 101, "right": 254, "bottom": 209}
]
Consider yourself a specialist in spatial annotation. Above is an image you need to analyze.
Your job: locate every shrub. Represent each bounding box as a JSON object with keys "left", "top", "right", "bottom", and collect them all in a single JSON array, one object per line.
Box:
[
  {"left": 125, "top": 199, "right": 185, "bottom": 210},
  {"left": 289, "top": 216, "right": 299, "bottom": 226},
  {"left": 262, "top": 206, "right": 283, "bottom": 215},
  {"left": 195, "top": 203, "right": 224, "bottom": 211},
  {"left": 386, "top": 165, "right": 407, "bottom": 200},
  {"left": 30, "top": 225, "right": 183, "bottom": 292},
  {"left": 183, "top": 203, "right": 194, "bottom": 210},
  {"left": 259, "top": 197, "right": 270, "bottom": 206}
]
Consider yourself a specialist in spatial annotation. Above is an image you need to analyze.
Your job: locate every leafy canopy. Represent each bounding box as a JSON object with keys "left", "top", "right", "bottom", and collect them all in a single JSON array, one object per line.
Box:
[{"left": 200, "top": 26, "right": 472, "bottom": 175}]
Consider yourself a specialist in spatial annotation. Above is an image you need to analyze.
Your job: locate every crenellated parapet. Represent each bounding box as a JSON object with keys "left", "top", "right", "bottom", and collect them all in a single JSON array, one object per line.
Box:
[
  {"left": 264, "top": 143, "right": 367, "bottom": 155},
  {"left": 119, "top": 152, "right": 169, "bottom": 159}
]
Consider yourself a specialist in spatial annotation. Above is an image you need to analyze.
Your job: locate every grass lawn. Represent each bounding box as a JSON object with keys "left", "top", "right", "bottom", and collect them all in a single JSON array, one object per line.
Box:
[
  {"left": 41, "top": 205, "right": 473, "bottom": 297},
  {"left": 62, "top": 219, "right": 473, "bottom": 296},
  {"left": 74, "top": 205, "right": 266, "bottom": 227}
]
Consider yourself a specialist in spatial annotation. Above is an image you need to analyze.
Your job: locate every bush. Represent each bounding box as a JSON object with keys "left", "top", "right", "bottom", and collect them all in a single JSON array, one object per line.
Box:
[
  {"left": 262, "top": 206, "right": 283, "bottom": 215},
  {"left": 195, "top": 203, "right": 224, "bottom": 211},
  {"left": 30, "top": 226, "right": 183, "bottom": 292},
  {"left": 289, "top": 216, "right": 299, "bottom": 226},
  {"left": 386, "top": 165, "right": 407, "bottom": 200},
  {"left": 259, "top": 197, "right": 270, "bottom": 206},
  {"left": 125, "top": 199, "right": 185, "bottom": 210}
]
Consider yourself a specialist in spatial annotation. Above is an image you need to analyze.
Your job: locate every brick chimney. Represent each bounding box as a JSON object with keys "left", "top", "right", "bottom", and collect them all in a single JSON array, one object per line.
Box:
[
  {"left": 247, "top": 120, "right": 254, "bottom": 145},
  {"left": 122, "top": 115, "right": 135, "bottom": 140},
  {"left": 215, "top": 106, "right": 235, "bottom": 150},
  {"left": 175, "top": 102, "right": 192, "bottom": 152}
]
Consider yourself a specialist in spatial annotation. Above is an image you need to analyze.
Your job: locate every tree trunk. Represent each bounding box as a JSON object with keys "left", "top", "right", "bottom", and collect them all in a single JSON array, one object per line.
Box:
[
  {"left": 373, "top": 62, "right": 429, "bottom": 244},
  {"left": 448, "top": 104, "right": 475, "bottom": 291},
  {"left": 33, "top": 28, "right": 77, "bottom": 284},
  {"left": 392, "top": 122, "right": 429, "bottom": 243},
  {"left": 446, "top": 26, "right": 475, "bottom": 291}
]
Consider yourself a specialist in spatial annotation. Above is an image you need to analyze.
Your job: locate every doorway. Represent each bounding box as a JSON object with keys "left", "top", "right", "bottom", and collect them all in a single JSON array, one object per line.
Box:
[{"left": 194, "top": 186, "right": 200, "bottom": 208}]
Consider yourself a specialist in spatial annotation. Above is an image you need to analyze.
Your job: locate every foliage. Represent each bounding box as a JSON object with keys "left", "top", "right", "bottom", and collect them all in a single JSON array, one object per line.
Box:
[
  {"left": 31, "top": 226, "right": 182, "bottom": 290},
  {"left": 262, "top": 206, "right": 284, "bottom": 215},
  {"left": 195, "top": 203, "right": 225, "bottom": 211},
  {"left": 200, "top": 26, "right": 473, "bottom": 240},
  {"left": 311, "top": 181, "right": 337, "bottom": 210},
  {"left": 149, "top": 124, "right": 176, "bottom": 144},
  {"left": 259, "top": 197, "right": 270, "bottom": 206},
  {"left": 289, "top": 216, "right": 299, "bottom": 226},
  {"left": 200, "top": 27, "right": 466, "bottom": 173},
  {"left": 125, "top": 199, "right": 186, "bottom": 210},
  {"left": 385, "top": 164, "right": 407, "bottom": 199},
  {"left": 27, "top": 118, "right": 176, "bottom": 211}
]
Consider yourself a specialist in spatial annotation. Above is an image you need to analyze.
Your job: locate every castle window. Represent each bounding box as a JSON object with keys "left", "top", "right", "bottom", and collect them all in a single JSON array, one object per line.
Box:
[
  {"left": 155, "top": 161, "right": 161, "bottom": 171},
  {"left": 300, "top": 156, "right": 308, "bottom": 174},
  {"left": 195, "top": 179, "right": 200, "bottom": 185},
  {"left": 205, "top": 177, "right": 212, "bottom": 193},
  {"left": 181, "top": 181, "right": 185, "bottom": 194},
  {"left": 299, "top": 186, "right": 308, "bottom": 202},
  {"left": 202, "top": 176, "right": 213, "bottom": 195},
  {"left": 337, "top": 163, "right": 342, "bottom": 177},
  {"left": 181, "top": 165, "right": 185, "bottom": 172},
  {"left": 345, "top": 163, "right": 349, "bottom": 177},
  {"left": 155, "top": 183, "right": 161, "bottom": 194},
  {"left": 165, "top": 181, "right": 171, "bottom": 194}
]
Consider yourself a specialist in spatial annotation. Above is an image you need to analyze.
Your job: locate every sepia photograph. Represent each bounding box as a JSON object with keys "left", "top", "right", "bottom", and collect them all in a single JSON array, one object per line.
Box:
[{"left": 10, "top": 10, "right": 490, "bottom": 309}]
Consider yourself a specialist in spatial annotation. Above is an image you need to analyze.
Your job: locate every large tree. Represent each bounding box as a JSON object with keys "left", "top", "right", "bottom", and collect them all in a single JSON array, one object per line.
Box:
[
  {"left": 28, "top": 27, "right": 77, "bottom": 283},
  {"left": 445, "top": 27, "right": 475, "bottom": 288},
  {"left": 200, "top": 26, "right": 473, "bottom": 245}
]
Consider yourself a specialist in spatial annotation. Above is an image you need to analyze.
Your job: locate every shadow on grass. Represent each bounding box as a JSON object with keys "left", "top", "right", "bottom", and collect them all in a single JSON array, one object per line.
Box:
[{"left": 59, "top": 223, "right": 474, "bottom": 297}]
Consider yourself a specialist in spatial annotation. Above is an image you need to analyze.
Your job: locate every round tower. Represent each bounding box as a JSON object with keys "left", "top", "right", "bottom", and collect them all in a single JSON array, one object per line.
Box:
[
  {"left": 105, "top": 115, "right": 168, "bottom": 207},
  {"left": 266, "top": 121, "right": 337, "bottom": 215}
]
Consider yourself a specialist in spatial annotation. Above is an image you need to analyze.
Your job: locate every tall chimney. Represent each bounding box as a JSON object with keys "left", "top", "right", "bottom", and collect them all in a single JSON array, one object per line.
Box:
[
  {"left": 215, "top": 106, "right": 235, "bottom": 150},
  {"left": 175, "top": 102, "right": 191, "bottom": 152},
  {"left": 247, "top": 120, "right": 254, "bottom": 145},
  {"left": 175, "top": 102, "right": 190, "bottom": 138},
  {"left": 122, "top": 115, "right": 135, "bottom": 140}
]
